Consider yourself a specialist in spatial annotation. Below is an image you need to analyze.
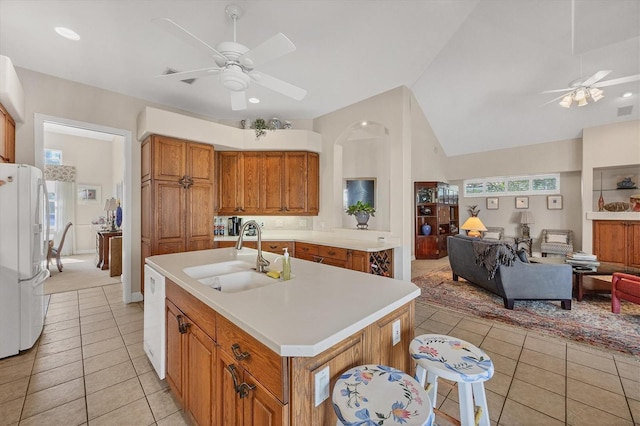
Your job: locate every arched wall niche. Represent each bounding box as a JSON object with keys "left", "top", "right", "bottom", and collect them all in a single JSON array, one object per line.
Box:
[{"left": 333, "top": 121, "right": 391, "bottom": 231}]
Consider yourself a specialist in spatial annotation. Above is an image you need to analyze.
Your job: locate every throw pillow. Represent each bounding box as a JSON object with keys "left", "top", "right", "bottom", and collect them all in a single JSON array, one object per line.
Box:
[
  {"left": 483, "top": 231, "right": 501, "bottom": 240},
  {"left": 547, "top": 233, "right": 568, "bottom": 244},
  {"left": 516, "top": 249, "right": 529, "bottom": 263}
]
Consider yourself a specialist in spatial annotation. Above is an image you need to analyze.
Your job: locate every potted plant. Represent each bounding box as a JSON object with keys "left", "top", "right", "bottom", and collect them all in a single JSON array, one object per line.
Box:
[
  {"left": 346, "top": 201, "right": 376, "bottom": 229},
  {"left": 250, "top": 118, "right": 268, "bottom": 139}
]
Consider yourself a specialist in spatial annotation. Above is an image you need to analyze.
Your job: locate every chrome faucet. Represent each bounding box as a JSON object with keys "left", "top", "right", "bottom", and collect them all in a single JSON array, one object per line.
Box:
[{"left": 235, "top": 220, "right": 270, "bottom": 273}]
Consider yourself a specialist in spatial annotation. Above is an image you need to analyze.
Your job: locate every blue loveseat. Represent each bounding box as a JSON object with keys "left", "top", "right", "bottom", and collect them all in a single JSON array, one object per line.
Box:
[{"left": 447, "top": 234, "right": 573, "bottom": 310}]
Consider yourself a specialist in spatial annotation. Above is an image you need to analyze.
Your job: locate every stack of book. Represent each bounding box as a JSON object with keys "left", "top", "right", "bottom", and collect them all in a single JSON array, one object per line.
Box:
[{"left": 565, "top": 251, "right": 600, "bottom": 270}]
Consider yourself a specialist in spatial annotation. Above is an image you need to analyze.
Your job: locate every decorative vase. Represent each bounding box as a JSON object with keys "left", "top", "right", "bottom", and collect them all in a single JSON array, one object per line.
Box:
[
  {"left": 354, "top": 212, "right": 370, "bottom": 230},
  {"left": 421, "top": 224, "right": 432, "bottom": 236}
]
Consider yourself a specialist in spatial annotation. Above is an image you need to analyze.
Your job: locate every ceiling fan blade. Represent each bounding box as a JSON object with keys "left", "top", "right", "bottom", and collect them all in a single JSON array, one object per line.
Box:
[
  {"left": 541, "top": 92, "right": 571, "bottom": 106},
  {"left": 251, "top": 72, "right": 307, "bottom": 100},
  {"left": 541, "top": 88, "right": 573, "bottom": 94},
  {"left": 593, "top": 74, "right": 640, "bottom": 88},
  {"left": 152, "top": 17, "right": 226, "bottom": 60},
  {"left": 238, "top": 33, "right": 295, "bottom": 69},
  {"left": 582, "top": 70, "right": 612, "bottom": 87},
  {"left": 155, "top": 67, "right": 221, "bottom": 81},
  {"left": 230, "top": 91, "right": 247, "bottom": 111}
]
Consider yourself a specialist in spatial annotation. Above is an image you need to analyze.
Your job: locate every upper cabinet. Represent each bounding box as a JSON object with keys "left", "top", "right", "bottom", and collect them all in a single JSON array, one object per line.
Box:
[
  {"left": 141, "top": 135, "right": 215, "bottom": 289},
  {"left": 0, "top": 103, "right": 15, "bottom": 164},
  {"left": 217, "top": 151, "right": 319, "bottom": 216}
]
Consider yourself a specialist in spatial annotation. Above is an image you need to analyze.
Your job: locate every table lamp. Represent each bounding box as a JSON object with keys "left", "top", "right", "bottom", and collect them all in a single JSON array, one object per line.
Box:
[
  {"left": 519, "top": 211, "right": 534, "bottom": 238},
  {"left": 461, "top": 216, "right": 487, "bottom": 238},
  {"left": 104, "top": 198, "right": 118, "bottom": 231}
]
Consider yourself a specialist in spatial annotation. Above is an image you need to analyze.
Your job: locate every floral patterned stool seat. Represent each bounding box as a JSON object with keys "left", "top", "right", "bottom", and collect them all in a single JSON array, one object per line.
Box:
[
  {"left": 410, "top": 334, "right": 494, "bottom": 426},
  {"left": 332, "top": 364, "right": 434, "bottom": 426}
]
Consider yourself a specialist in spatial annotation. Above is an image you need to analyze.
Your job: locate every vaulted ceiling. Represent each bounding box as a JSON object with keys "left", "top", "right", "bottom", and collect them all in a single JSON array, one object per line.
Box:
[{"left": 1, "top": 0, "right": 638, "bottom": 156}]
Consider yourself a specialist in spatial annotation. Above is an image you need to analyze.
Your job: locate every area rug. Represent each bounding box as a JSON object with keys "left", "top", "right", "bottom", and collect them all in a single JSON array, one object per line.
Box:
[
  {"left": 412, "top": 266, "right": 640, "bottom": 356},
  {"left": 45, "top": 254, "right": 121, "bottom": 294}
]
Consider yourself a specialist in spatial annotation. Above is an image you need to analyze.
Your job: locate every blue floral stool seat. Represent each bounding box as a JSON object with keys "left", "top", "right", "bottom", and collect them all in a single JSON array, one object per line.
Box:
[
  {"left": 332, "top": 364, "right": 434, "bottom": 426},
  {"left": 410, "top": 334, "right": 494, "bottom": 426}
]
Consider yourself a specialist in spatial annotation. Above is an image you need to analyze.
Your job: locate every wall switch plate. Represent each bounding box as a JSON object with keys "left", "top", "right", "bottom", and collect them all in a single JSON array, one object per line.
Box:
[
  {"left": 392, "top": 319, "right": 401, "bottom": 346},
  {"left": 275, "top": 219, "right": 284, "bottom": 228},
  {"left": 298, "top": 219, "right": 307, "bottom": 228},
  {"left": 314, "top": 365, "right": 330, "bottom": 407}
]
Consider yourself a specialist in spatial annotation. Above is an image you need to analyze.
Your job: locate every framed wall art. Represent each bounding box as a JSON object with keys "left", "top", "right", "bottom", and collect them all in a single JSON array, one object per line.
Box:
[
  {"left": 515, "top": 196, "right": 529, "bottom": 209},
  {"left": 77, "top": 184, "right": 101, "bottom": 204},
  {"left": 486, "top": 197, "right": 499, "bottom": 210},
  {"left": 547, "top": 195, "right": 563, "bottom": 210}
]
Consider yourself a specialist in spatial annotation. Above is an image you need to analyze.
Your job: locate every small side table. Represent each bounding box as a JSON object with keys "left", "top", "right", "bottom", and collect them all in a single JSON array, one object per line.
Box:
[
  {"left": 514, "top": 236, "right": 532, "bottom": 256},
  {"left": 97, "top": 230, "right": 122, "bottom": 270}
]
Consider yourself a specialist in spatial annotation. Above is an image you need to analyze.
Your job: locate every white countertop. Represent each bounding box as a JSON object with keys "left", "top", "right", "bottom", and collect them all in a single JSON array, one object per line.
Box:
[
  {"left": 215, "top": 230, "right": 400, "bottom": 252},
  {"left": 586, "top": 211, "right": 640, "bottom": 220},
  {"left": 146, "top": 248, "right": 419, "bottom": 357}
]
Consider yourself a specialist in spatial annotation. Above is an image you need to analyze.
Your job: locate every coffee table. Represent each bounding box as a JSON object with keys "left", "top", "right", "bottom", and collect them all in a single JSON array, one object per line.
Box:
[
  {"left": 530, "top": 257, "right": 640, "bottom": 301},
  {"left": 573, "top": 262, "right": 640, "bottom": 301}
]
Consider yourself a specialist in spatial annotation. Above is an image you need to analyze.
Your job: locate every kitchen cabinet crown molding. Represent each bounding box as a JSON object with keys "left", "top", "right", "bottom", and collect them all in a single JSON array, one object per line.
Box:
[{"left": 137, "top": 107, "right": 322, "bottom": 153}]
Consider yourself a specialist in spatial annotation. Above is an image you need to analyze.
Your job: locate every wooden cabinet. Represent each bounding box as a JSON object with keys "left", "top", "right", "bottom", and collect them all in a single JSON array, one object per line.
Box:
[
  {"left": 0, "top": 103, "right": 15, "bottom": 163},
  {"left": 593, "top": 220, "right": 640, "bottom": 267},
  {"left": 294, "top": 242, "right": 393, "bottom": 277},
  {"left": 414, "top": 181, "right": 459, "bottom": 259},
  {"left": 217, "top": 151, "right": 319, "bottom": 216},
  {"left": 164, "top": 277, "right": 414, "bottom": 425},
  {"left": 141, "top": 135, "right": 215, "bottom": 289},
  {"left": 166, "top": 299, "right": 216, "bottom": 426}
]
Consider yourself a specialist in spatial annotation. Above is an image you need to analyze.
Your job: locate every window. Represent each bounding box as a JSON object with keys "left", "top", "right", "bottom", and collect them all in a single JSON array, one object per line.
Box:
[
  {"left": 45, "top": 149, "right": 63, "bottom": 165},
  {"left": 463, "top": 174, "right": 560, "bottom": 197},
  {"left": 46, "top": 181, "right": 57, "bottom": 228}
]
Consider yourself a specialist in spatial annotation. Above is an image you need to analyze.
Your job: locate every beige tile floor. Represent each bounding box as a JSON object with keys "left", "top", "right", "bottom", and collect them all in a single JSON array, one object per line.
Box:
[{"left": 0, "top": 259, "right": 637, "bottom": 425}]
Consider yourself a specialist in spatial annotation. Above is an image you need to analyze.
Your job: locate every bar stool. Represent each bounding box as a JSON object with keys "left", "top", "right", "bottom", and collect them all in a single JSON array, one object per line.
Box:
[
  {"left": 332, "top": 364, "right": 434, "bottom": 426},
  {"left": 410, "top": 334, "right": 494, "bottom": 426}
]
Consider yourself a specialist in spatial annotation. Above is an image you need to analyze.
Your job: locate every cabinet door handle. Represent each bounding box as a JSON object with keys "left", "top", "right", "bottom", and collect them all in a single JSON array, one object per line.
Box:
[
  {"left": 231, "top": 343, "right": 250, "bottom": 360},
  {"left": 225, "top": 364, "right": 255, "bottom": 398},
  {"left": 177, "top": 315, "right": 190, "bottom": 334},
  {"left": 328, "top": 250, "right": 336, "bottom": 256}
]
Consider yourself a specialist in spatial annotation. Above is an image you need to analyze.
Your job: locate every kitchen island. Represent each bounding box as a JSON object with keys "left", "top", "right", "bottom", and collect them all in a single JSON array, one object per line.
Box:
[{"left": 145, "top": 247, "right": 420, "bottom": 426}]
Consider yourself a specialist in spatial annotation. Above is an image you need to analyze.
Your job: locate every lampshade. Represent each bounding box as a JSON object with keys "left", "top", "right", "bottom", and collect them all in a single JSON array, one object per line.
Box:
[
  {"left": 460, "top": 216, "right": 487, "bottom": 238},
  {"left": 104, "top": 198, "right": 117, "bottom": 212},
  {"left": 519, "top": 211, "right": 535, "bottom": 224}
]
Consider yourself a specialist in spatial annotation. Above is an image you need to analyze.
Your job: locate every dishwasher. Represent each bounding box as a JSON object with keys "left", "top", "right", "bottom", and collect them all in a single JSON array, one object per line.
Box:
[{"left": 143, "top": 265, "right": 165, "bottom": 379}]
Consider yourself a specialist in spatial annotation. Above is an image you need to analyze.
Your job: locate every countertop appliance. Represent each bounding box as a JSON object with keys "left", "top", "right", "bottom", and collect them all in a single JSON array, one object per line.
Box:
[
  {"left": 143, "top": 264, "right": 166, "bottom": 379},
  {"left": 228, "top": 216, "right": 242, "bottom": 236},
  {"left": 0, "top": 164, "right": 49, "bottom": 358}
]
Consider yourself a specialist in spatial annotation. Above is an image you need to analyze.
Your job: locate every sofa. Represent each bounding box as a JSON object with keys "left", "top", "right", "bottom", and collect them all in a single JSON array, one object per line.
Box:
[{"left": 447, "top": 234, "right": 573, "bottom": 310}]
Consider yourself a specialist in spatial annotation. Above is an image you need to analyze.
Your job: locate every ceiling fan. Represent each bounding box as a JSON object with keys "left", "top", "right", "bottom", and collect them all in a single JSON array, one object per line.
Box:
[
  {"left": 153, "top": 4, "right": 306, "bottom": 111},
  {"left": 542, "top": 71, "right": 640, "bottom": 107}
]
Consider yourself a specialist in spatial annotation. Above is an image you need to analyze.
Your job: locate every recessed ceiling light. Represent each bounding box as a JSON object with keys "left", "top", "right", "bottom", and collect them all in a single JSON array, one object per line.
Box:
[
  {"left": 54, "top": 26, "right": 80, "bottom": 41},
  {"left": 248, "top": 97, "right": 260, "bottom": 104},
  {"left": 361, "top": 121, "right": 368, "bottom": 126},
  {"left": 621, "top": 91, "right": 633, "bottom": 98}
]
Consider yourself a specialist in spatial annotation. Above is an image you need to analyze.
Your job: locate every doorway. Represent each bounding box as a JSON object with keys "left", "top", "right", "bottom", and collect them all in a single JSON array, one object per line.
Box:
[{"left": 34, "top": 114, "right": 137, "bottom": 304}]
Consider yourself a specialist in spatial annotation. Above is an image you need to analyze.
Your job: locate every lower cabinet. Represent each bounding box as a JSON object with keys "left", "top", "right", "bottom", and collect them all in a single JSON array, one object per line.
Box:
[
  {"left": 164, "top": 278, "right": 414, "bottom": 425},
  {"left": 295, "top": 242, "right": 394, "bottom": 277},
  {"left": 593, "top": 220, "right": 640, "bottom": 267},
  {"left": 165, "top": 300, "right": 215, "bottom": 426}
]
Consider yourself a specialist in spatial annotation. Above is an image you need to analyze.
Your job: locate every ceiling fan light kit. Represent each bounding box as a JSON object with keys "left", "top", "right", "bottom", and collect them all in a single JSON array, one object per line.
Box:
[{"left": 153, "top": 3, "right": 306, "bottom": 111}]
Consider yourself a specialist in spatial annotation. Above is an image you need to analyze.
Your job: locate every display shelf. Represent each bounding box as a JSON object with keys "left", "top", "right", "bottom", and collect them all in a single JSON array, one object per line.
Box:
[{"left": 414, "top": 181, "right": 458, "bottom": 259}]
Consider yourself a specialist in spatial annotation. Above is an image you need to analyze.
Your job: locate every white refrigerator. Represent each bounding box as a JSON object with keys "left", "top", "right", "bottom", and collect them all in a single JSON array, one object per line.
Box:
[{"left": 0, "top": 164, "right": 50, "bottom": 358}]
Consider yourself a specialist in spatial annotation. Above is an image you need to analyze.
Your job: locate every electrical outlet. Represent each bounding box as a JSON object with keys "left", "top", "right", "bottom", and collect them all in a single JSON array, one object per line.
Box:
[
  {"left": 314, "top": 366, "right": 330, "bottom": 407},
  {"left": 298, "top": 219, "right": 307, "bottom": 228},
  {"left": 392, "top": 319, "right": 401, "bottom": 346},
  {"left": 260, "top": 221, "right": 265, "bottom": 228},
  {"left": 275, "top": 219, "right": 284, "bottom": 228}
]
